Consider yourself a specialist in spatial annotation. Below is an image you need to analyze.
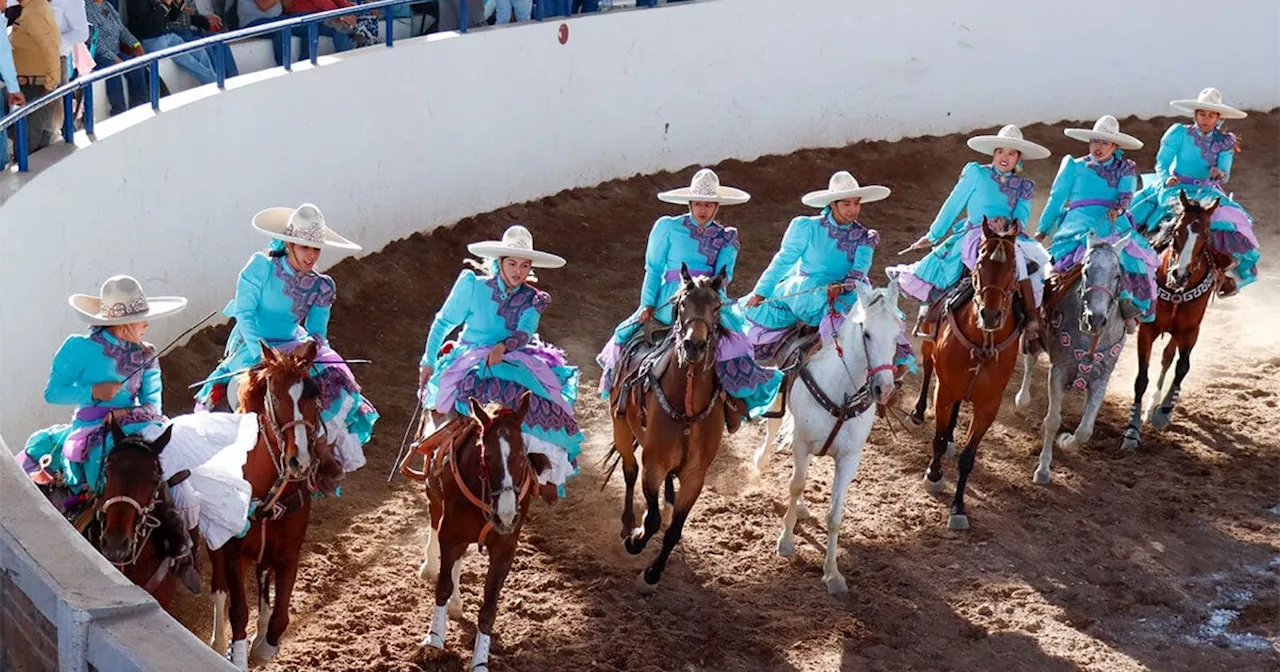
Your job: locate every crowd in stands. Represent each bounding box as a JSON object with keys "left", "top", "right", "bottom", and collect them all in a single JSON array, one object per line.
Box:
[{"left": 4, "top": 0, "right": 680, "bottom": 169}]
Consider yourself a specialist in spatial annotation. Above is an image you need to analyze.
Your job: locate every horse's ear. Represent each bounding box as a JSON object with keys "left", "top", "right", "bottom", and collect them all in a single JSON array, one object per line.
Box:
[
  {"left": 710, "top": 267, "right": 727, "bottom": 292},
  {"left": 886, "top": 276, "right": 901, "bottom": 309},
  {"left": 680, "top": 262, "right": 692, "bottom": 285},
  {"left": 151, "top": 424, "right": 174, "bottom": 454},
  {"left": 1179, "top": 190, "right": 1192, "bottom": 209},
  {"left": 1086, "top": 230, "right": 1099, "bottom": 248},
  {"left": 1208, "top": 197, "right": 1221, "bottom": 214},
  {"left": 981, "top": 216, "right": 994, "bottom": 237},
  {"left": 468, "top": 397, "right": 491, "bottom": 427},
  {"left": 1115, "top": 232, "right": 1133, "bottom": 251},
  {"left": 259, "top": 340, "right": 277, "bottom": 365},
  {"left": 108, "top": 415, "right": 126, "bottom": 445},
  {"left": 515, "top": 390, "right": 532, "bottom": 423},
  {"left": 296, "top": 339, "right": 319, "bottom": 367},
  {"left": 854, "top": 280, "right": 874, "bottom": 307}
]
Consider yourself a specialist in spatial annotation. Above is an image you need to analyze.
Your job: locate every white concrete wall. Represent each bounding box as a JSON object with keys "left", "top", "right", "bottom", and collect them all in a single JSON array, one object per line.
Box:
[{"left": 2, "top": 0, "right": 1278, "bottom": 443}]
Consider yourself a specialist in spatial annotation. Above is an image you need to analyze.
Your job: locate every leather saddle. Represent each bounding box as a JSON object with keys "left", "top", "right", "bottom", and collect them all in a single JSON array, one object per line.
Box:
[
  {"left": 609, "top": 320, "right": 674, "bottom": 418},
  {"left": 758, "top": 324, "right": 820, "bottom": 419}
]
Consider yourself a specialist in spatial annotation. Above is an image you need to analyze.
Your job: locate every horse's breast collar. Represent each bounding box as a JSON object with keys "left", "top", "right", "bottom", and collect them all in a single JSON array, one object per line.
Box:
[{"left": 1158, "top": 271, "right": 1216, "bottom": 304}]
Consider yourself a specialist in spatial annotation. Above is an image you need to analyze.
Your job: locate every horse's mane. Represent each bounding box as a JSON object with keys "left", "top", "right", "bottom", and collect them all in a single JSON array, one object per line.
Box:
[{"left": 238, "top": 353, "right": 318, "bottom": 413}]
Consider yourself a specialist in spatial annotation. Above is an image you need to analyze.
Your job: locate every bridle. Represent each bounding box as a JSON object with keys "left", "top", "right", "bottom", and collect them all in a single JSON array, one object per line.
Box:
[
  {"left": 1163, "top": 218, "right": 1210, "bottom": 291},
  {"left": 98, "top": 444, "right": 164, "bottom": 569},
  {"left": 656, "top": 286, "right": 725, "bottom": 434},
  {"left": 971, "top": 236, "right": 1018, "bottom": 333}
]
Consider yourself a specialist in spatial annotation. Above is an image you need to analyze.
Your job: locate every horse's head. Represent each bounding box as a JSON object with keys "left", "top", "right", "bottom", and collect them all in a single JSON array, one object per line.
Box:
[
  {"left": 852, "top": 278, "right": 905, "bottom": 405},
  {"left": 1079, "top": 232, "right": 1126, "bottom": 334},
  {"left": 674, "top": 263, "right": 726, "bottom": 368},
  {"left": 247, "top": 339, "right": 323, "bottom": 480},
  {"left": 973, "top": 217, "right": 1020, "bottom": 332},
  {"left": 98, "top": 420, "right": 173, "bottom": 565},
  {"left": 1164, "top": 191, "right": 1216, "bottom": 289},
  {"left": 469, "top": 392, "right": 534, "bottom": 536}
]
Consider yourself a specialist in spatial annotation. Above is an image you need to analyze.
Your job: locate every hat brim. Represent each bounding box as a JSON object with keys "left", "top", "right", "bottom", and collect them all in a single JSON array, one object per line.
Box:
[
  {"left": 466, "top": 242, "right": 566, "bottom": 268},
  {"left": 1063, "top": 128, "right": 1144, "bottom": 150},
  {"left": 801, "top": 185, "right": 891, "bottom": 208},
  {"left": 1170, "top": 99, "right": 1247, "bottom": 120},
  {"left": 966, "top": 136, "right": 1051, "bottom": 160},
  {"left": 252, "top": 207, "right": 363, "bottom": 251},
  {"left": 68, "top": 294, "right": 189, "bottom": 325},
  {"left": 656, "top": 186, "right": 751, "bottom": 206}
]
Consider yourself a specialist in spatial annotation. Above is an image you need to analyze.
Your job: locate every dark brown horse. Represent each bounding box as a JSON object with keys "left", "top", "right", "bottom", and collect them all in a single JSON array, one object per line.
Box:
[
  {"left": 1122, "top": 193, "right": 1227, "bottom": 449},
  {"left": 406, "top": 392, "right": 544, "bottom": 670},
  {"left": 606, "top": 265, "right": 727, "bottom": 593},
  {"left": 919, "top": 219, "right": 1024, "bottom": 530},
  {"left": 207, "top": 340, "right": 337, "bottom": 670},
  {"left": 95, "top": 420, "right": 182, "bottom": 610}
]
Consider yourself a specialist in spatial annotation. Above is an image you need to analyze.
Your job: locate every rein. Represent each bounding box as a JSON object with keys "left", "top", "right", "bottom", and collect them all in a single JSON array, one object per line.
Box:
[
  {"left": 250, "top": 373, "right": 324, "bottom": 564},
  {"left": 950, "top": 239, "right": 1022, "bottom": 402},
  {"left": 450, "top": 422, "right": 536, "bottom": 548},
  {"left": 649, "top": 292, "right": 724, "bottom": 436}
]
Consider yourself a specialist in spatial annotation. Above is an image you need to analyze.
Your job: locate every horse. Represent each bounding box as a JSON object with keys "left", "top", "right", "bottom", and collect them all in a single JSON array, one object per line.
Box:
[
  {"left": 1122, "top": 193, "right": 1226, "bottom": 450},
  {"left": 918, "top": 218, "right": 1025, "bottom": 530},
  {"left": 409, "top": 392, "right": 544, "bottom": 670},
  {"left": 207, "top": 340, "right": 337, "bottom": 670},
  {"left": 94, "top": 420, "right": 184, "bottom": 610},
  {"left": 1014, "top": 232, "right": 1130, "bottom": 484},
  {"left": 755, "top": 280, "right": 902, "bottom": 593},
  {"left": 605, "top": 264, "right": 728, "bottom": 593}
]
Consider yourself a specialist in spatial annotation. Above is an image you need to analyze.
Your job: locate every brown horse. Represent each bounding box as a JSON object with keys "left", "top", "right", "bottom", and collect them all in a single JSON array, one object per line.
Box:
[
  {"left": 207, "top": 340, "right": 337, "bottom": 670},
  {"left": 409, "top": 392, "right": 544, "bottom": 670},
  {"left": 1122, "top": 193, "right": 1227, "bottom": 449},
  {"left": 606, "top": 264, "right": 727, "bottom": 593},
  {"left": 95, "top": 420, "right": 182, "bottom": 610},
  {"left": 919, "top": 218, "right": 1024, "bottom": 530}
]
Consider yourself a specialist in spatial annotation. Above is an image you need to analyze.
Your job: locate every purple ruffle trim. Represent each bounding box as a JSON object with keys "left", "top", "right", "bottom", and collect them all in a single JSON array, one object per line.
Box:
[
  {"left": 714, "top": 355, "right": 775, "bottom": 394},
  {"left": 65, "top": 407, "right": 163, "bottom": 462},
  {"left": 435, "top": 343, "right": 574, "bottom": 420},
  {"left": 453, "top": 375, "right": 580, "bottom": 434}
]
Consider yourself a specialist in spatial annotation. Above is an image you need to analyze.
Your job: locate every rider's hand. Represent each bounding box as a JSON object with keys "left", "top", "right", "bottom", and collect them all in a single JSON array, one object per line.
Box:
[
  {"left": 1165, "top": 176, "right": 1180, "bottom": 187},
  {"left": 639, "top": 306, "right": 655, "bottom": 323},
  {"left": 1209, "top": 167, "right": 1226, "bottom": 180},
  {"left": 908, "top": 237, "right": 933, "bottom": 252},
  {"left": 1106, "top": 208, "right": 1122, "bottom": 221},
  {"left": 92, "top": 382, "right": 123, "bottom": 401},
  {"left": 827, "top": 282, "right": 845, "bottom": 300},
  {"left": 485, "top": 344, "right": 506, "bottom": 367},
  {"left": 418, "top": 366, "right": 432, "bottom": 387},
  {"left": 744, "top": 294, "right": 766, "bottom": 308}
]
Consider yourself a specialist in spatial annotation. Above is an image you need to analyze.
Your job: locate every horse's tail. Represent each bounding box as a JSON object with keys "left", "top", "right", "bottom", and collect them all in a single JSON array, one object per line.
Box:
[
  {"left": 777, "top": 414, "right": 795, "bottom": 451},
  {"left": 599, "top": 444, "right": 622, "bottom": 491}
]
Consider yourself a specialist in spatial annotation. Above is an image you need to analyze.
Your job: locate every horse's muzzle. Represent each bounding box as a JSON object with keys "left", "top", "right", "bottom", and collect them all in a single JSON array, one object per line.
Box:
[
  {"left": 1080, "top": 312, "right": 1106, "bottom": 335},
  {"left": 680, "top": 340, "right": 709, "bottom": 364},
  {"left": 977, "top": 308, "right": 1004, "bottom": 332},
  {"left": 100, "top": 532, "right": 135, "bottom": 563},
  {"left": 490, "top": 513, "right": 520, "bottom": 536}
]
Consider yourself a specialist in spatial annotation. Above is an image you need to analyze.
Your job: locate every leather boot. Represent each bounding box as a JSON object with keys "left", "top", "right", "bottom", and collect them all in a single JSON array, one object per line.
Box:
[
  {"left": 1218, "top": 275, "right": 1238, "bottom": 298},
  {"left": 173, "top": 527, "right": 203, "bottom": 595},
  {"left": 724, "top": 397, "right": 746, "bottom": 434},
  {"left": 1018, "top": 279, "right": 1044, "bottom": 356}
]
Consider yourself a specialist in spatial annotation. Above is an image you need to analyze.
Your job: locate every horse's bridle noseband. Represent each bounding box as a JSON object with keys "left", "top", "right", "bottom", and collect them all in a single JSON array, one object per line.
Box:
[
  {"left": 971, "top": 237, "right": 1018, "bottom": 332},
  {"left": 98, "top": 446, "right": 164, "bottom": 568}
]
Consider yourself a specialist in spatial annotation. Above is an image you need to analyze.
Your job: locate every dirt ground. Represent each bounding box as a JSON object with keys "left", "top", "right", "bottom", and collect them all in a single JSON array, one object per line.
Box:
[{"left": 159, "top": 111, "right": 1280, "bottom": 671}]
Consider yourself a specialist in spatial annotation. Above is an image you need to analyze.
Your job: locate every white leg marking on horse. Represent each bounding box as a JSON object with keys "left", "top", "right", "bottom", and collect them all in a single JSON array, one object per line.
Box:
[
  {"left": 288, "top": 382, "right": 311, "bottom": 469},
  {"left": 470, "top": 632, "right": 492, "bottom": 670},
  {"left": 256, "top": 595, "right": 270, "bottom": 640},
  {"left": 1015, "top": 352, "right": 1035, "bottom": 408},
  {"left": 422, "top": 605, "right": 448, "bottom": 649},
  {"left": 1036, "top": 369, "right": 1064, "bottom": 486},
  {"left": 777, "top": 447, "right": 810, "bottom": 558},
  {"left": 448, "top": 550, "right": 465, "bottom": 618},
  {"left": 419, "top": 522, "right": 441, "bottom": 581},
  {"left": 210, "top": 591, "right": 228, "bottom": 651},
  {"left": 496, "top": 437, "right": 516, "bottom": 526},
  {"left": 823, "top": 454, "right": 861, "bottom": 594},
  {"left": 230, "top": 639, "right": 249, "bottom": 671}
]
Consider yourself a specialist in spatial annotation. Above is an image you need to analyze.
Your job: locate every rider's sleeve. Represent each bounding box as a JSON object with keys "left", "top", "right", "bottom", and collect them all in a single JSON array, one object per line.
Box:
[
  {"left": 1035, "top": 155, "right": 1074, "bottom": 239},
  {"left": 1154, "top": 124, "right": 1181, "bottom": 185},
  {"left": 422, "top": 270, "right": 475, "bottom": 368},
  {"left": 715, "top": 228, "right": 740, "bottom": 289},
  {"left": 847, "top": 231, "right": 878, "bottom": 285},
  {"left": 1216, "top": 131, "right": 1237, "bottom": 182},
  {"left": 302, "top": 274, "right": 336, "bottom": 343},
  {"left": 138, "top": 354, "right": 162, "bottom": 414},
  {"left": 1012, "top": 177, "right": 1034, "bottom": 227},
  {"left": 231, "top": 254, "right": 271, "bottom": 351},
  {"left": 503, "top": 290, "right": 549, "bottom": 352},
  {"left": 926, "top": 163, "right": 980, "bottom": 243},
  {"left": 640, "top": 217, "right": 671, "bottom": 309},
  {"left": 1117, "top": 159, "right": 1137, "bottom": 209},
  {"left": 43, "top": 336, "right": 94, "bottom": 406},
  {"left": 749, "top": 217, "right": 805, "bottom": 298}
]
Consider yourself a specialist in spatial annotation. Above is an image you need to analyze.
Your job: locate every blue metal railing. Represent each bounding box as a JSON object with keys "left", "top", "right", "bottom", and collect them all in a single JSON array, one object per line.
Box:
[{"left": 0, "top": 0, "right": 672, "bottom": 174}]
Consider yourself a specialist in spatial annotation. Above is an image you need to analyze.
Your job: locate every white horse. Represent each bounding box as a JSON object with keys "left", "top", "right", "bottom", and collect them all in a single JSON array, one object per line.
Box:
[{"left": 753, "top": 280, "right": 902, "bottom": 594}]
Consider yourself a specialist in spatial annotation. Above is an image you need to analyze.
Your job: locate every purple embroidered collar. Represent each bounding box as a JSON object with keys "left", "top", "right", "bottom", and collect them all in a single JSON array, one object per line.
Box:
[
  {"left": 1085, "top": 155, "right": 1133, "bottom": 189},
  {"left": 273, "top": 257, "right": 336, "bottom": 323},
  {"left": 89, "top": 328, "right": 152, "bottom": 398},
  {"left": 988, "top": 166, "right": 1035, "bottom": 211},
  {"left": 681, "top": 216, "right": 737, "bottom": 269},
  {"left": 1187, "top": 124, "right": 1236, "bottom": 168},
  {"left": 818, "top": 213, "right": 878, "bottom": 262},
  {"left": 486, "top": 276, "right": 536, "bottom": 332}
]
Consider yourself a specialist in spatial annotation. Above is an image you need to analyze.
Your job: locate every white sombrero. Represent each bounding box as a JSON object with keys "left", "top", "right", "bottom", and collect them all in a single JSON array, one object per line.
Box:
[
  {"left": 69, "top": 275, "right": 188, "bottom": 326},
  {"left": 252, "top": 203, "right": 362, "bottom": 251},
  {"left": 1064, "top": 115, "right": 1144, "bottom": 150},
  {"left": 801, "top": 170, "right": 891, "bottom": 208},
  {"left": 467, "top": 225, "right": 566, "bottom": 269},
  {"left": 657, "top": 168, "right": 750, "bottom": 206},
  {"left": 1170, "top": 87, "right": 1247, "bottom": 120},
  {"left": 966, "top": 124, "right": 1051, "bottom": 161}
]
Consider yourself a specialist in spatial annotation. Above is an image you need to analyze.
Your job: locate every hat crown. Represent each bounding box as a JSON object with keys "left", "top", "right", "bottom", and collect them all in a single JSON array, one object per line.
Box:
[
  {"left": 500, "top": 225, "right": 535, "bottom": 251},
  {"left": 1093, "top": 115, "right": 1121, "bottom": 134},
  {"left": 828, "top": 170, "right": 860, "bottom": 192},
  {"left": 284, "top": 204, "right": 326, "bottom": 244},
  {"left": 688, "top": 169, "right": 722, "bottom": 198},
  {"left": 997, "top": 124, "right": 1025, "bottom": 141},
  {"left": 1196, "top": 87, "right": 1224, "bottom": 105},
  {"left": 99, "top": 275, "right": 150, "bottom": 319}
]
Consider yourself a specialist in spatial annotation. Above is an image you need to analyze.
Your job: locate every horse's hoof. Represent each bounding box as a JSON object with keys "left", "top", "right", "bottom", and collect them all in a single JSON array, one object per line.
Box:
[
  {"left": 417, "top": 560, "right": 437, "bottom": 582},
  {"left": 824, "top": 574, "right": 848, "bottom": 595},
  {"left": 1149, "top": 407, "right": 1173, "bottom": 431},
  {"left": 1015, "top": 391, "right": 1031, "bottom": 409},
  {"left": 661, "top": 503, "right": 674, "bottom": 528},
  {"left": 776, "top": 535, "right": 796, "bottom": 558},
  {"left": 1056, "top": 433, "right": 1078, "bottom": 451},
  {"left": 1121, "top": 431, "right": 1141, "bottom": 451},
  {"left": 923, "top": 473, "right": 946, "bottom": 495},
  {"left": 635, "top": 570, "right": 658, "bottom": 595},
  {"left": 419, "top": 632, "right": 445, "bottom": 650},
  {"left": 1033, "top": 469, "right": 1051, "bottom": 486},
  {"left": 249, "top": 635, "right": 279, "bottom": 663},
  {"left": 944, "top": 442, "right": 956, "bottom": 458},
  {"left": 908, "top": 412, "right": 925, "bottom": 427},
  {"left": 447, "top": 598, "right": 463, "bottom": 619},
  {"left": 795, "top": 501, "right": 811, "bottom": 521},
  {"left": 229, "top": 639, "right": 249, "bottom": 671},
  {"left": 623, "top": 529, "right": 646, "bottom": 556},
  {"left": 948, "top": 514, "right": 970, "bottom": 531}
]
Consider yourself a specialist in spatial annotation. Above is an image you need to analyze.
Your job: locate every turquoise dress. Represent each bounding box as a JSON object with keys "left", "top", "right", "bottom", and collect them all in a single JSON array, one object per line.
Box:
[
  {"left": 194, "top": 241, "right": 379, "bottom": 465},
  {"left": 421, "top": 264, "right": 583, "bottom": 488},
  {"left": 890, "top": 162, "right": 1050, "bottom": 305},
  {"left": 1037, "top": 153, "right": 1159, "bottom": 322},
  {"left": 596, "top": 214, "right": 782, "bottom": 418},
  {"left": 1130, "top": 122, "right": 1259, "bottom": 289},
  {"left": 21, "top": 328, "right": 165, "bottom": 495},
  {"left": 740, "top": 209, "right": 916, "bottom": 370}
]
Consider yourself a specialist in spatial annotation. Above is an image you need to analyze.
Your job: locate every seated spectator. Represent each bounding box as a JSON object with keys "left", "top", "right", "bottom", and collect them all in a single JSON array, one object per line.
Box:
[
  {"left": 52, "top": 0, "right": 90, "bottom": 81},
  {"left": 125, "top": 0, "right": 218, "bottom": 85},
  {"left": 84, "top": 0, "right": 147, "bottom": 115},
  {"left": 2, "top": 12, "right": 29, "bottom": 169},
  {"left": 494, "top": 0, "right": 531, "bottom": 24},
  {"left": 10, "top": 0, "right": 64, "bottom": 153},
  {"left": 436, "top": 0, "right": 483, "bottom": 32},
  {"left": 165, "top": 0, "right": 239, "bottom": 79},
  {"left": 282, "top": 0, "right": 360, "bottom": 56}
]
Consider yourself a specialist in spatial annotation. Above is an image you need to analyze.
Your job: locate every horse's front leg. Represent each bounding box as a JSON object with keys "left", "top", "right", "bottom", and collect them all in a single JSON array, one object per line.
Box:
[
  {"left": 636, "top": 461, "right": 708, "bottom": 594},
  {"left": 421, "top": 536, "right": 466, "bottom": 649},
  {"left": 623, "top": 451, "right": 665, "bottom": 556},
  {"left": 1015, "top": 351, "right": 1036, "bottom": 409},
  {"left": 1035, "top": 366, "right": 1066, "bottom": 486},
  {"left": 222, "top": 544, "right": 251, "bottom": 670},
  {"left": 471, "top": 537, "right": 518, "bottom": 671},
  {"left": 1122, "top": 326, "right": 1155, "bottom": 450},
  {"left": 823, "top": 444, "right": 867, "bottom": 594},
  {"left": 910, "top": 341, "right": 935, "bottom": 426},
  {"left": 923, "top": 395, "right": 960, "bottom": 494},
  {"left": 1151, "top": 329, "right": 1198, "bottom": 431},
  {"left": 776, "top": 442, "right": 811, "bottom": 558},
  {"left": 1060, "top": 369, "right": 1111, "bottom": 451},
  {"left": 1147, "top": 337, "right": 1179, "bottom": 426},
  {"left": 949, "top": 396, "right": 1000, "bottom": 531},
  {"left": 252, "top": 555, "right": 300, "bottom": 664},
  {"left": 752, "top": 392, "right": 785, "bottom": 477}
]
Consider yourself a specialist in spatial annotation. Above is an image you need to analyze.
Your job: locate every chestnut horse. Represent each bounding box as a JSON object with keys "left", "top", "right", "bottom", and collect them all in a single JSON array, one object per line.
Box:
[
  {"left": 1122, "top": 193, "right": 1227, "bottom": 449},
  {"left": 410, "top": 392, "right": 544, "bottom": 670},
  {"left": 606, "top": 265, "right": 727, "bottom": 593},
  {"left": 918, "top": 219, "right": 1024, "bottom": 530},
  {"left": 94, "top": 420, "right": 183, "bottom": 610},
  {"left": 208, "top": 340, "right": 333, "bottom": 670}
]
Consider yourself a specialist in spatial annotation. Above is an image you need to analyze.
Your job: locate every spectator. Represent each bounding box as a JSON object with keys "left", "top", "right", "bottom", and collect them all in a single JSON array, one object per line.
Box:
[
  {"left": 83, "top": 0, "right": 147, "bottom": 115},
  {"left": 436, "top": 0, "right": 482, "bottom": 32},
  {"left": 235, "top": 0, "right": 290, "bottom": 65},
  {"left": 165, "top": 0, "right": 239, "bottom": 79},
  {"left": 281, "top": 0, "right": 358, "bottom": 57},
  {"left": 2, "top": 12, "right": 29, "bottom": 169},
  {"left": 9, "top": 0, "right": 63, "bottom": 153},
  {"left": 125, "top": 0, "right": 218, "bottom": 85},
  {"left": 51, "top": 0, "right": 89, "bottom": 80},
  {"left": 494, "top": 0, "right": 530, "bottom": 24}
]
